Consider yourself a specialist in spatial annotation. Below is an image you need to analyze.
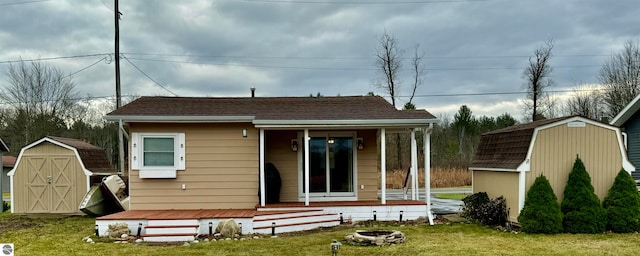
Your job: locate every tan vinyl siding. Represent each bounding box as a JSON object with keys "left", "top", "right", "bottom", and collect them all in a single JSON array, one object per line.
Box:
[
  {"left": 526, "top": 123, "right": 623, "bottom": 202},
  {"left": 473, "top": 170, "right": 520, "bottom": 222},
  {"left": 128, "top": 123, "right": 258, "bottom": 210},
  {"left": 357, "top": 129, "right": 379, "bottom": 200},
  {"left": 265, "top": 130, "right": 298, "bottom": 202},
  {"left": 12, "top": 142, "right": 86, "bottom": 214}
]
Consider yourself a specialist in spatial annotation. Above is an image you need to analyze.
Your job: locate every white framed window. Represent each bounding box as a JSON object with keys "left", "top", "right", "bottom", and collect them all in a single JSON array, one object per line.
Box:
[{"left": 131, "top": 132, "right": 186, "bottom": 178}]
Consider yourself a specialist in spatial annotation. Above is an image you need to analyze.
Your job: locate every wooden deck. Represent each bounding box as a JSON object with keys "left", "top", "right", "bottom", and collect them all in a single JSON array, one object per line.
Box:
[{"left": 96, "top": 200, "right": 426, "bottom": 220}]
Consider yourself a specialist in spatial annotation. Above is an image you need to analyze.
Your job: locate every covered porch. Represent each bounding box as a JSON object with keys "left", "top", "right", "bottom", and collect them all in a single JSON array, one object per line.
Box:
[{"left": 258, "top": 126, "right": 435, "bottom": 225}]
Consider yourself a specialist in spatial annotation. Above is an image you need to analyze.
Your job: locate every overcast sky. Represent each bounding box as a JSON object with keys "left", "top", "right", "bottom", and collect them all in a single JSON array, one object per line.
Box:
[{"left": 1, "top": 0, "right": 639, "bottom": 120}]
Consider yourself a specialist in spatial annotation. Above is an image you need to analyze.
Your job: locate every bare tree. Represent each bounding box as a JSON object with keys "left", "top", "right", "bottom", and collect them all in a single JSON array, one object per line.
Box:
[
  {"left": 599, "top": 40, "right": 640, "bottom": 118},
  {"left": 1, "top": 60, "right": 78, "bottom": 147},
  {"left": 564, "top": 85, "right": 606, "bottom": 121},
  {"left": 2, "top": 60, "right": 77, "bottom": 119},
  {"left": 523, "top": 39, "right": 555, "bottom": 121},
  {"left": 375, "top": 31, "right": 403, "bottom": 108},
  {"left": 404, "top": 44, "right": 425, "bottom": 110}
]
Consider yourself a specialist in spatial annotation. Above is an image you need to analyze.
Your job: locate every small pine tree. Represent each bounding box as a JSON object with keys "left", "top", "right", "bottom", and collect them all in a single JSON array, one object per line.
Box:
[
  {"left": 518, "top": 175, "right": 563, "bottom": 234},
  {"left": 561, "top": 157, "right": 606, "bottom": 233},
  {"left": 603, "top": 169, "right": 640, "bottom": 233}
]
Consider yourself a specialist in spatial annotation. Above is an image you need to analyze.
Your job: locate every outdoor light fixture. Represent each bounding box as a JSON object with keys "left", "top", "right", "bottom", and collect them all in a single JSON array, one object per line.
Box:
[
  {"left": 327, "top": 138, "right": 335, "bottom": 144},
  {"left": 242, "top": 128, "right": 248, "bottom": 138},
  {"left": 238, "top": 222, "right": 243, "bottom": 234},
  {"left": 291, "top": 139, "right": 298, "bottom": 152},
  {"left": 400, "top": 210, "right": 404, "bottom": 222},
  {"left": 271, "top": 222, "right": 276, "bottom": 236},
  {"left": 373, "top": 210, "right": 377, "bottom": 221},
  {"left": 95, "top": 224, "right": 99, "bottom": 236},
  {"left": 357, "top": 138, "right": 364, "bottom": 150},
  {"left": 209, "top": 222, "right": 213, "bottom": 236},
  {"left": 330, "top": 239, "right": 342, "bottom": 256},
  {"left": 137, "top": 223, "right": 143, "bottom": 238}
]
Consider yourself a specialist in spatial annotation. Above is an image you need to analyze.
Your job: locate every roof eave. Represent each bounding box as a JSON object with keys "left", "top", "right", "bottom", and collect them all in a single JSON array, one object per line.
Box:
[
  {"left": 253, "top": 118, "right": 439, "bottom": 128},
  {"left": 611, "top": 93, "right": 640, "bottom": 126},
  {"left": 104, "top": 115, "right": 256, "bottom": 123}
]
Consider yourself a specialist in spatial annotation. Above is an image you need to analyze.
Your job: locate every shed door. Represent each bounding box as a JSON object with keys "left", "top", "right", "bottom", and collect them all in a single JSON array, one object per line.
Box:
[
  {"left": 25, "top": 156, "right": 76, "bottom": 213},
  {"left": 26, "top": 157, "right": 50, "bottom": 213},
  {"left": 50, "top": 157, "right": 74, "bottom": 213}
]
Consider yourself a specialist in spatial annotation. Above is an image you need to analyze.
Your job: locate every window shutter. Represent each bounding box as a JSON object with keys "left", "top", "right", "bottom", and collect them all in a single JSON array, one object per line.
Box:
[
  {"left": 131, "top": 132, "right": 140, "bottom": 169},
  {"left": 177, "top": 133, "right": 186, "bottom": 170}
]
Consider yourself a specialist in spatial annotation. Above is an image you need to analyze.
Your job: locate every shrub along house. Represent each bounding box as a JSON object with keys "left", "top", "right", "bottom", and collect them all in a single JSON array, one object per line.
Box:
[
  {"left": 98, "top": 95, "right": 437, "bottom": 242},
  {"left": 470, "top": 116, "right": 634, "bottom": 223}
]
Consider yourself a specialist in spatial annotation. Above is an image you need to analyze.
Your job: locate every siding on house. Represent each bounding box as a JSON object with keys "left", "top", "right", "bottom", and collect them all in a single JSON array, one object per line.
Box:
[
  {"left": 12, "top": 142, "right": 86, "bottom": 214},
  {"left": 622, "top": 111, "right": 640, "bottom": 179},
  {"left": 472, "top": 170, "right": 520, "bottom": 223},
  {"left": 356, "top": 129, "right": 378, "bottom": 200},
  {"left": 525, "top": 123, "right": 623, "bottom": 202},
  {"left": 128, "top": 123, "right": 259, "bottom": 210},
  {"left": 265, "top": 130, "right": 298, "bottom": 202}
]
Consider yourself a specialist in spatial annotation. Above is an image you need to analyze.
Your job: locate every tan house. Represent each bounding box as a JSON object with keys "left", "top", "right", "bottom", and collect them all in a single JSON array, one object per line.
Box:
[
  {"left": 470, "top": 116, "right": 634, "bottom": 223},
  {"left": 99, "top": 95, "right": 437, "bottom": 242},
  {"left": 8, "top": 136, "right": 115, "bottom": 214}
]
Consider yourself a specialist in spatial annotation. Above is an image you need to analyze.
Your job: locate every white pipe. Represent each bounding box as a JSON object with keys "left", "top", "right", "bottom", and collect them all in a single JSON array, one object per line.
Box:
[
  {"left": 425, "top": 124, "right": 434, "bottom": 225},
  {"left": 411, "top": 129, "right": 417, "bottom": 200},
  {"left": 381, "top": 128, "right": 386, "bottom": 205},
  {"left": 304, "top": 129, "right": 310, "bottom": 206},
  {"left": 259, "top": 129, "right": 266, "bottom": 207}
]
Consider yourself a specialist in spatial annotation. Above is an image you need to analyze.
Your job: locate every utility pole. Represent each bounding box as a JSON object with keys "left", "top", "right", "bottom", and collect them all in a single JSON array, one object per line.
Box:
[{"left": 115, "top": 0, "right": 124, "bottom": 176}]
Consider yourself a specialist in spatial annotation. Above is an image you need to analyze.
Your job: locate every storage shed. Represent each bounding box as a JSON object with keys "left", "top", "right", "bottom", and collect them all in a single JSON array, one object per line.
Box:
[
  {"left": 470, "top": 116, "right": 634, "bottom": 222},
  {"left": 8, "top": 136, "right": 116, "bottom": 214}
]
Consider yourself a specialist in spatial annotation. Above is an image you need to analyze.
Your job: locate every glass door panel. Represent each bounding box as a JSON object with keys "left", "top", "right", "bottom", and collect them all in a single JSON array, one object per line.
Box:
[
  {"left": 329, "top": 137, "right": 353, "bottom": 193},
  {"left": 309, "top": 137, "right": 327, "bottom": 193}
]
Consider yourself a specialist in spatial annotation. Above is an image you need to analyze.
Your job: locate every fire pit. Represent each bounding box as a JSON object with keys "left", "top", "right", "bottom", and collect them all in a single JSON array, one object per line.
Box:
[{"left": 344, "top": 230, "right": 405, "bottom": 246}]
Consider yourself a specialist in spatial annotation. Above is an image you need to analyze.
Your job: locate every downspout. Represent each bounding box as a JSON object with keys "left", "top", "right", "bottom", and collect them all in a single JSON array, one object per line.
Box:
[
  {"left": 118, "top": 119, "right": 126, "bottom": 176},
  {"left": 424, "top": 124, "right": 434, "bottom": 225}
]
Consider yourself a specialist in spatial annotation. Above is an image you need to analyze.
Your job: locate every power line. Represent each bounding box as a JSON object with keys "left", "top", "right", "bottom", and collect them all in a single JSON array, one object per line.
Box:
[
  {"left": 122, "top": 56, "right": 179, "bottom": 96},
  {"left": 0, "top": 53, "right": 111, "bottom": 64},
  {"left": 65, "top": 57, "right": 108, "bottom": 78},
  {"left": 122, "top": 52, "right": 611, "bottom": 60},
  {"left": 124, "top": 56, "right": 601, "bottom": 71},
  {"left": 0, "top": 0, "right": 50, "bottom": 6}
]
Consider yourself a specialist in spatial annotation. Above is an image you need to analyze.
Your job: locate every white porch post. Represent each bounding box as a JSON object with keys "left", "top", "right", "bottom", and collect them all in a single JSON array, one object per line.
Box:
[
  {"left": 411, "top": 128, "right": 417, "bottom": 200},
  {"left": 381, "top": 128, "right": 386, "bottom": 205},
  {"left": 259, "top": 128, "right": 266, "bottom": 207},
  {"left": 424, "top": 124, "right": 434, "bottom": 225},
  {"left": 304, "top": 129, "right": 310, "bottom": 206}
]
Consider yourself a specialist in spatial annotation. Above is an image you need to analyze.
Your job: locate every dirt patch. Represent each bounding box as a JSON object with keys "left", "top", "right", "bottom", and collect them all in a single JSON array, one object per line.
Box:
[{"left": 0, "top": 214, "right": 68, "bottom": 233}]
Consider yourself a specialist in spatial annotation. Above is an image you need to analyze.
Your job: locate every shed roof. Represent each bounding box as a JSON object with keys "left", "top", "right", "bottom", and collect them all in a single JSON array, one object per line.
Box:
[
  {"left": 105, "top": 96, "right": 436, "bottom": 125},
  {"left": 45, "top": 136, "right": 114, "bottom": 173},
  {"left": 471, "top": 116, "right": 573, "bottom": 170}
]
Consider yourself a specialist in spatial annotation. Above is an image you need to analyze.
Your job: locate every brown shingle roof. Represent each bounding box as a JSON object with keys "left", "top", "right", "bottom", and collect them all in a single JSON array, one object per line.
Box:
[
  {"left": 471, "top": 116, "right": 572, "bottom": 170},
  {"left": 47, "top": 136, "right": 114, "bottom": 173},
  {"left": 2, "top": 155, "right": 16, "bottom": 168},
  {"left": 106, "top": 96, "right": 436, "bottom": 121}
]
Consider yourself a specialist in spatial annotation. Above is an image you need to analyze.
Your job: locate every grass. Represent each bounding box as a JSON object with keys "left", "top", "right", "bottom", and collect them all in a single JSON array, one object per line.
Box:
[
  {"left": 2, "top": 212, "right": 640, "bottom": 256},
  {"left": 381, "top": 167, "right": 471, "bottom": 189},
  {"left": 435, "top": 193, "right": 470, "bottom": 200}
]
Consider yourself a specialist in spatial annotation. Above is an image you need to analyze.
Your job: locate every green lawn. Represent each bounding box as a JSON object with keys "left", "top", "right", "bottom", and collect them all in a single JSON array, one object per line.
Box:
[{"left": 2, "top": 212, "right": 640, "bottom": 255}]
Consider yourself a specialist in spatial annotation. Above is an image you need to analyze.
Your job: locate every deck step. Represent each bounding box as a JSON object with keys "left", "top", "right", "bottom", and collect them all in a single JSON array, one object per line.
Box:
[
  {"left": 142, "top": 233, "right": 197, "bottom": 242},
  {"left": 143, "top": 219, "right": 199, "bottom": 242}
]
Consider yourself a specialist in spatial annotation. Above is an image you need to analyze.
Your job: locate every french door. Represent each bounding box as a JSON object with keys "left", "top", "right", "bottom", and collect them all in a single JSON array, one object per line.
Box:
[{"left": 299, "top": 132, "right": 356, "bottom": 199}]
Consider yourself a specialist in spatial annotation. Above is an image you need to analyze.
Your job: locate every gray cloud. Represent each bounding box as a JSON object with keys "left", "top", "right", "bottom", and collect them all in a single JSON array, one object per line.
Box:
[{"left": 0, "top": 0, "right": 639, "bottom": 119}]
